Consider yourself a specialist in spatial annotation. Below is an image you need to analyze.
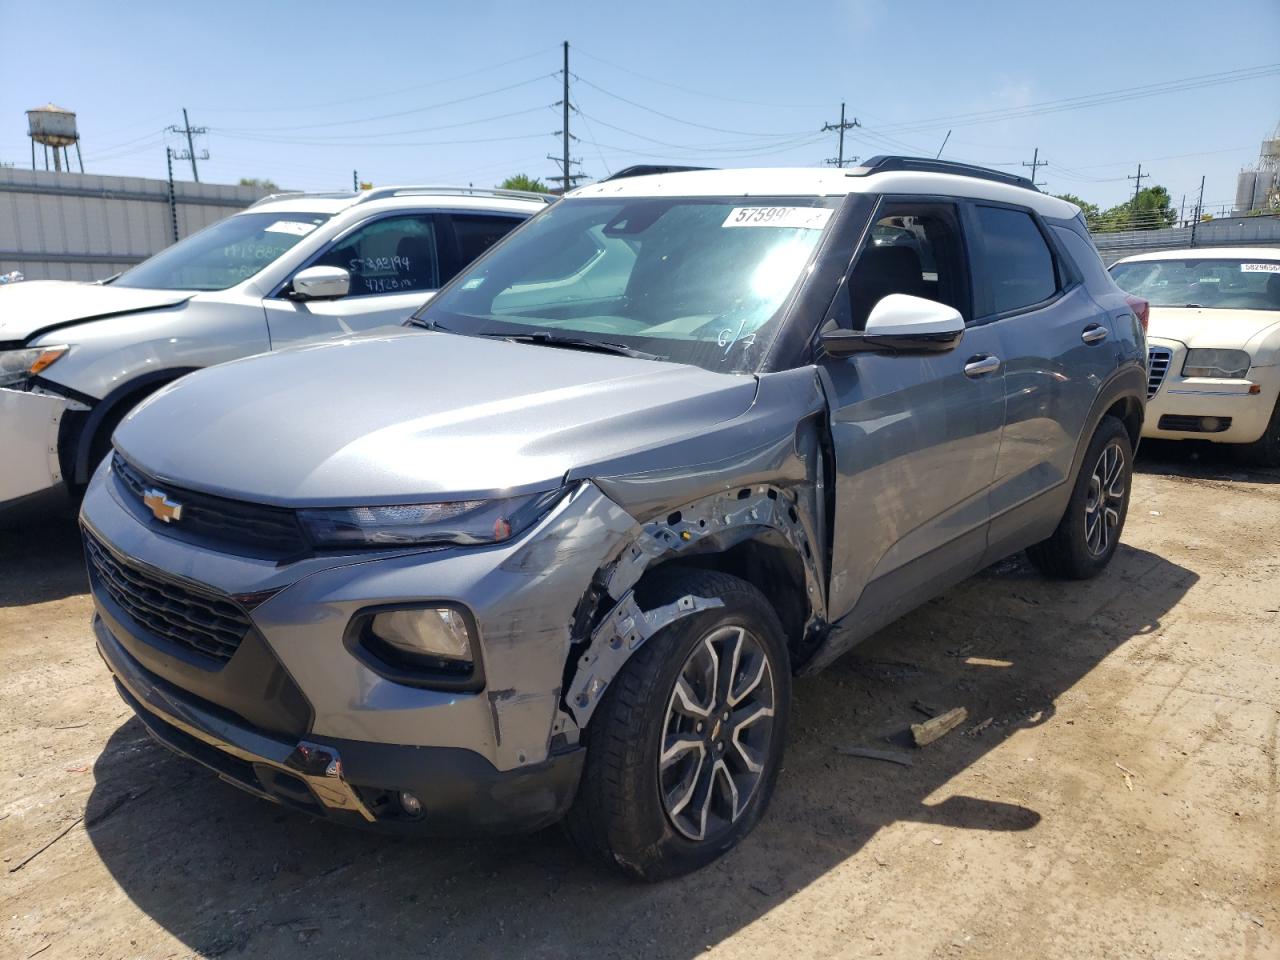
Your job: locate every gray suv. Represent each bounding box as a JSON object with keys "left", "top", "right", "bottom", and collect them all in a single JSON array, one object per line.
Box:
[{"left": 81, "top": 157, "right": 1146, "bottom": 879}]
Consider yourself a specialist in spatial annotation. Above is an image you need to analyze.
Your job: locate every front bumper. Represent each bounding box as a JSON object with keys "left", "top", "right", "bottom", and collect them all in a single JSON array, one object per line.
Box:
[
  {"left": 1143, "top": 339, "right": 1279, "bottom": 444},
  {"left": 96, "top": 613, "right": 585, "bottom": 834},
  {"left": 0, "top": 386, "right": 78, "bottom": 511}
]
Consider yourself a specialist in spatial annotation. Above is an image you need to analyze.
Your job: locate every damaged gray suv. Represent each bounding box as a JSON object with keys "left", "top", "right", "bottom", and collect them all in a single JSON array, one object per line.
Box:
[{"left": 82, "top": 158, "right": 1147, "bottom": 879}]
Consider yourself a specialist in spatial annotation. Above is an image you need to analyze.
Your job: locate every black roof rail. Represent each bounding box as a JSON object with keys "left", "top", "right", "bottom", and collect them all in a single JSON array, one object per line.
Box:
[
  {"left": 605, "top": 165, "right": 716, "bottom": 181},
  {"left": 847, "top": 155, "right": 1039, "bottom": 192}
]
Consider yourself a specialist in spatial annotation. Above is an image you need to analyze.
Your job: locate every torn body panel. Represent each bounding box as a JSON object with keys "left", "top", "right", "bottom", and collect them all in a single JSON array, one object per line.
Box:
[{"left": 564, "top": 368, "right": 835, "bottom": 726}]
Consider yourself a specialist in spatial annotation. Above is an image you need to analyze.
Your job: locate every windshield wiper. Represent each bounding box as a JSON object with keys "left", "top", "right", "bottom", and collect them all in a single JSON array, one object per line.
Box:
[
  {"left": 404, "top": 316, "right": 449, "bottom": 331},
  {"left": 482, "top": 331, "right": 667, "bottom": 362}
]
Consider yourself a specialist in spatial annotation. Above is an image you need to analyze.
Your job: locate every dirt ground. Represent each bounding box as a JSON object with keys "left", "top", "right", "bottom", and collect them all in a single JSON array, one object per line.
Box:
[{"left": 1, "top": 443, "right": 1277, "bottom": 960}]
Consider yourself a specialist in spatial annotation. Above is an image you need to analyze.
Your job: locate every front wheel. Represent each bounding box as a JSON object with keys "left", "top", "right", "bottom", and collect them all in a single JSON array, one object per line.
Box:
[
  {"left": 1236, "top": 395, "right": 1280, "bottom": 468},
  {"left": 1026, "top": 415, "right": 1133, "bottom": 579},
  {"left": 564, "top": 569, "right": 791, "bottom": 881}
]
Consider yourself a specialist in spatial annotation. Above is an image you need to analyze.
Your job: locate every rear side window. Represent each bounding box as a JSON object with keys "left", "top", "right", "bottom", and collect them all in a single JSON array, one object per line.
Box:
[
  {"left": 1052, "top": 224, "right": 1112, "bottom": 291},
  {"left": 452, "top": 214, "right": 524, "bottom": 265},
  {"left": 974, "top": 206, "right": 1057, "bottom": 314}
]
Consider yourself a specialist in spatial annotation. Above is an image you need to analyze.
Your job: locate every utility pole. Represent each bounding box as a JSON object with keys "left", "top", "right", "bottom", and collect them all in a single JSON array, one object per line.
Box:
[
  {"left": 1127, "top": 163, "right": 1149, "bottom": 207},
  {"left": 1022, "top": 147, "right": 1047, "bottom": 187},
  {"left": 1190, "top": 174, "right": 1205, "bottom": 248},
  {"left": 547, "top": 41, "right": 586, "bottom": 193},
  {"left": 165, "top": 147, "right": 179, "bottom": 243},
  {"left": 822, "top": 102, "right": 861, "bottom": 167},
  {"left": 167, "top": 108, "right": 209, "bottom": 182}
]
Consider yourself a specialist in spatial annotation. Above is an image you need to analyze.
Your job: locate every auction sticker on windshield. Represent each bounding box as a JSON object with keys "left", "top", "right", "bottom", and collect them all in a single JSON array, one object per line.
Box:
[
  {"left": 264, "top": 220, "right": 320, "bottom": 236},
  {"left": 1241, "top": 262, "right": 1280, "bottom": 273},
  {"left": 722, "top": 206, "right": 833, "bottom": 230}
]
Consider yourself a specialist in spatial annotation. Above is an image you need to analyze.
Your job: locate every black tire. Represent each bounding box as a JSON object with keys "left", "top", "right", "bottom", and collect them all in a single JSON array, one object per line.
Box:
[
  {"left": 1026, "top": 415, "right": 1133, "bottom": 580},
  {"left": 1235, "top": 396, "right": 1280, "bottom": 468},
  {"left": 564, "top": 568, "right": 791, "bottom": 881}
]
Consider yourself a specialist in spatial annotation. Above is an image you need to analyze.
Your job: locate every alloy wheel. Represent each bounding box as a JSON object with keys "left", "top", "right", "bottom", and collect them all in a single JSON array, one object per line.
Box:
[
  {"left": 658, "top": 625, "right": 775, "bottom": 842},
  {"left": 1084, "top": 440, "right": 1126, "bottom": 557}
]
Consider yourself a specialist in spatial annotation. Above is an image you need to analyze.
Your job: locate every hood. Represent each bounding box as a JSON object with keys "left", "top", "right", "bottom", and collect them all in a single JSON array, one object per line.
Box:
[
  {"left": 0, "top": 280, "right": 193, "bottom": 343},
  {"left": 114, "top": 331, "right": 758, "bottom": 505},
  {"left": 1147, "top": 306, "right": 1280, "bottom": 352}
]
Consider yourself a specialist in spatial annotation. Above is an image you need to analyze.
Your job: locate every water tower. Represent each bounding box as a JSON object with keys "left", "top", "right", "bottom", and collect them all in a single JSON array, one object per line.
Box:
[{"left": 26, "top": 103, "right": 83, "bottom": 173}]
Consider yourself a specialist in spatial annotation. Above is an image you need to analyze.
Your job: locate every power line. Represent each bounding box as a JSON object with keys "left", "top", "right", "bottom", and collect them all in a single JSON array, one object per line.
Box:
[
  {"left": 217, "top": 74, "right": 555, "bottom": 133},
  {"left": 571, "top": 46, "right": 826, "bottom": 109},
  {"left": 822, "top": 103, "right": 861, "bottom": 167},
  {"left": 865, "top": 63, "right": 1280, "bottom": 135}
]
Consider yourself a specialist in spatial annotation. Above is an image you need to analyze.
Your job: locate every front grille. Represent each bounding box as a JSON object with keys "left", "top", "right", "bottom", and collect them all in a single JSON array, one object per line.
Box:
[
  {"left": 1147, "top": 346, "right": 1173, "bottom": 399},
  {"left": 85, "top": 531, "right": 251, "bottom": 663},
  {"left": 1157, "top": 414, "right": 1232, "bottom": 434},
  {"left": 113, "top": 453, "right": 309, "bottom": 559}
]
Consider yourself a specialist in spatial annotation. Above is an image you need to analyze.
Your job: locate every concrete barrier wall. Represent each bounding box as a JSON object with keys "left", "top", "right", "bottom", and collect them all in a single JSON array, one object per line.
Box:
[{"left": 0, "top": 169, "right": 271, "bottom": 281}]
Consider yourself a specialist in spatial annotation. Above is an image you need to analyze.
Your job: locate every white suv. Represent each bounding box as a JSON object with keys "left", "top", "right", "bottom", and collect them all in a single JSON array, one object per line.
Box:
[{"left": 0, "top": 186, "right": 549, "bottom": 515}]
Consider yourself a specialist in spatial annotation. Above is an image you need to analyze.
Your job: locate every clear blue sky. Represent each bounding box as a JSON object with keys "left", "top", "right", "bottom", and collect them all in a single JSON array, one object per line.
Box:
[{"left": 2, "top": 0, "right": 1277, "bottom": 212}]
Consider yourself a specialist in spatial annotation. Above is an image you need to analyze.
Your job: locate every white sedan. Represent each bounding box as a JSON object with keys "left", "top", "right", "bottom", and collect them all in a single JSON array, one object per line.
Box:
[{"left": 1110, "top": 247, "right": 1280, "bottom": 466}]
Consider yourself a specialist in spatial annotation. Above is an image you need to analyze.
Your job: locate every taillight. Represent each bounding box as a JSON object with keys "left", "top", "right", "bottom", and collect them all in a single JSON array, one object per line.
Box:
[{"left": 1125, "top": 294, "right": 1149, "bottom": 332}]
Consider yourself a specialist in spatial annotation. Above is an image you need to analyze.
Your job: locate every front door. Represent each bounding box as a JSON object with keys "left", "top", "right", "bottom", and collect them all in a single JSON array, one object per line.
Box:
[
  {"left": 820, "top": 200, "right": 1005, "bottom": 626},
  {"left": 263, "top": 213, "right": 446, "bottom": 347}
]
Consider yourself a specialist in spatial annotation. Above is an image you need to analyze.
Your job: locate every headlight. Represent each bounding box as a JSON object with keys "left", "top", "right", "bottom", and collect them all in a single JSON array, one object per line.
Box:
[
  {"left": 298, "top": 489, "right": 562, "bottom": 548},
  {"left": 1182, "top": 348, "right": 1250, "bottom": 379},
  {"left": 0, "top": 345, "right": 69, "bottom": 387}
]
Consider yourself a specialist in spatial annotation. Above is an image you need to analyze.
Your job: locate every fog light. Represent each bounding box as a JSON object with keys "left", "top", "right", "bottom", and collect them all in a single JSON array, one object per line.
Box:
[
  {"left": 1200, "top": 417, "right": 1221, "bottom": 431},
  {"left": 371, "top": 607, "right": 472, "bottom": 663},
  {"left": 399, "top": 790, "right": 423, "bottom": 817}
]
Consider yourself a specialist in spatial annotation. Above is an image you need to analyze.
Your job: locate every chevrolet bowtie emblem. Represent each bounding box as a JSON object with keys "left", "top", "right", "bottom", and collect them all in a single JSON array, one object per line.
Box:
[{"left": 142, "top": 488, "right": 184, "bottom": 523}]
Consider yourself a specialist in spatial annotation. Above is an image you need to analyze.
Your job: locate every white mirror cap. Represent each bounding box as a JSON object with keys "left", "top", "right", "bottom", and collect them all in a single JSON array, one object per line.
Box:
[
  {"left": 293, "top": 265, "right": 350, "bottom": 299},
  {"left": 864, "top": 293, "right": 964, "bottom": 337}
]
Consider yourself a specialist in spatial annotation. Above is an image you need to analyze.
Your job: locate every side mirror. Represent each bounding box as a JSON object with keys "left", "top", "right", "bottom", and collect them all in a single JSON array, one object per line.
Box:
[
  {"left": 821, "top": 294, "right": 965, "bottom": 356},
  {"left": 289, "top": 265, "right": 350, "bottom": 301}
]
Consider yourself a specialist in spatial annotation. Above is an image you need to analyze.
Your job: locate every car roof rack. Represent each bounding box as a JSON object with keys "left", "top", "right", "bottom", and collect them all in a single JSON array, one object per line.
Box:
[
  {"left": 605, "top": 165, "right": 717, "bottom": 181},
  {"left": 352, "top": 185, "right": 554, "bottom": 205},
  {"left": 248, "top": 185, "right": 553, "bottom": 209},
  {"left": 846, "top": 155, "right": 1039, "bottom": 192}
]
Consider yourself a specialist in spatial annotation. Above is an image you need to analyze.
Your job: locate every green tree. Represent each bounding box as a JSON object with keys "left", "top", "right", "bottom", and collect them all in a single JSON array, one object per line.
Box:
[
  {"left": 499, "top": 174, "right": 547, "bottom": 193},
  {"left": 239, "top": 177, "right": 280, "bottom": 192},
  {"left": 1093, "top": 185, "right": 1177, "bottom": 233}
]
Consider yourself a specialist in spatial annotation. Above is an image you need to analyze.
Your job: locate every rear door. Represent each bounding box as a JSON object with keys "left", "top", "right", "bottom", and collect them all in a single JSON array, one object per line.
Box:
[
  {"left": 820, "top": 198, "right": 1005, "bottom": 623},
  {"left": 263, "top": 212, "right": 449, "bottom": 346},
  {"left": 966, "top": 202, "right": 1119, "bottom": 556}
]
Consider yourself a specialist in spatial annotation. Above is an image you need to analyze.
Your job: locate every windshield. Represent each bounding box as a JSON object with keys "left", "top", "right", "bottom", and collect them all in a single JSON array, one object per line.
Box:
[
  {"left": 1111, "top": 258, "right": 1280, "bottom": 311},
  {"left": 114, "top": 211, "right": 331, "bottom": 291},
  {"left": 414, "top": 196, "right": 839, "bottom": 373}
]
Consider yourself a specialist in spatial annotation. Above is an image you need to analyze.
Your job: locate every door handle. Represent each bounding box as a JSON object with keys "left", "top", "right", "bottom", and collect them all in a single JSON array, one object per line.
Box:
[
  {"left": 963, "top": 355, "right": 1001, "bottom": 378},
  {"left": 1081, "top": 324, "right": 1110, "bottom": 344}
]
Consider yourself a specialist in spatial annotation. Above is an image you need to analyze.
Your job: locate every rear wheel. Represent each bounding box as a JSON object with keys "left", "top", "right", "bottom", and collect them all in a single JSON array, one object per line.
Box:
[
  {"left": 1235, "top": 396, "right": 1280, "bottom": 468},
  {"left": 1026, "top": 415, "right": 1133, "bottom": 579},
  {"left": 564, "top": 569, "right": 791, "bottom": 881}
]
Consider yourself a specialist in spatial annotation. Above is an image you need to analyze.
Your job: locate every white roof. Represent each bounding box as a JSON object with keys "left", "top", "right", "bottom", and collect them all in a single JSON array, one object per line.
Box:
[
  {"left": 569, "top": 166, "right": 1078, "bottom": 219},
  {"left": 1113, "top": 246, "right": 1280, "bottom": 264}
]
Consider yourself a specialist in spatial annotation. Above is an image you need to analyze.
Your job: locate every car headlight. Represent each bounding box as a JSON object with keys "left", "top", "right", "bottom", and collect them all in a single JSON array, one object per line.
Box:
[
  {"left": 298, "top": 489, "right": 562, "bottom": 548},
  {"left": 1182, "top": 348, "right": 1250, "bottom": 379},
  {"left": 0, "top": 345, "right": 69, "bottom": 387}
]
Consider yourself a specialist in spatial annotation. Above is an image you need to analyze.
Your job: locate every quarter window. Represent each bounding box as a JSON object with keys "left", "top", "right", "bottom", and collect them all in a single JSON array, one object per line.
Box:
[
  {"left": 310, "top": 215, "right": 440, "bottom": 296},
  {"left": 974, "top": 206, "right": 1057, "bottom": 314}
]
